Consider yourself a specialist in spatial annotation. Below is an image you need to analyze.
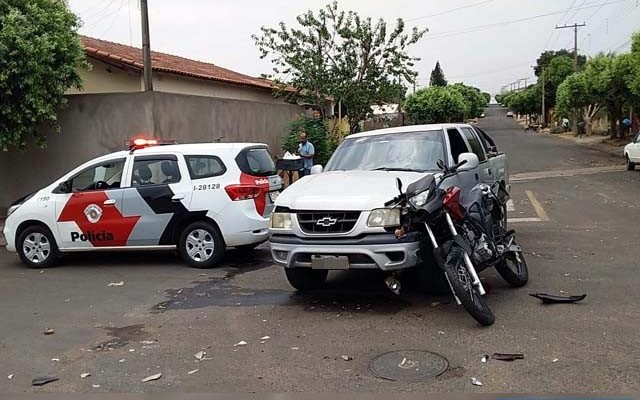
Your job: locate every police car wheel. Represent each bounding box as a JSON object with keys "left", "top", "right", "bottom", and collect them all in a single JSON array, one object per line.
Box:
[
  {"left": 17, "top": 225, "right": 59, "bottom": 269},
  {"left": 179, "top": 221, "right": 225, "bottom": 269}
]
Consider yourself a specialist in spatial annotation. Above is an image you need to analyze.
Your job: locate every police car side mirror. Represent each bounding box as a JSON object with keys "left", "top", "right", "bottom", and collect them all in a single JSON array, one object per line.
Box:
[{"left": 310, "top": 165, "right": 323, "bottom": 175}]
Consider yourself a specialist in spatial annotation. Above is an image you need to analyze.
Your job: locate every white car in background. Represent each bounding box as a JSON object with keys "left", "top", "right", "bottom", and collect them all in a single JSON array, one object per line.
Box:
[
  {"left": 506, "top": 111, "right": 514, "bottom": 118},
  {"left": 624, "top": 133, "right": 640, "bottom": 170},
  {"left": 3, "top": 139, "right": 282, "bottom": 269}
]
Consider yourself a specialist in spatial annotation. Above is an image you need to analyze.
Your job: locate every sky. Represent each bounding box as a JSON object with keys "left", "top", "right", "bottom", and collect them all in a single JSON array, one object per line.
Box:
[{"left": 68, "top": 0, "right": 639, "bottom": 95}]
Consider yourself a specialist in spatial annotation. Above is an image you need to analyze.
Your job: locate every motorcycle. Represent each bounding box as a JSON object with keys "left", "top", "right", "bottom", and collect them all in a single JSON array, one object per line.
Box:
[{"left": 384, "top": 154, "right": 528, "bottom": 326}]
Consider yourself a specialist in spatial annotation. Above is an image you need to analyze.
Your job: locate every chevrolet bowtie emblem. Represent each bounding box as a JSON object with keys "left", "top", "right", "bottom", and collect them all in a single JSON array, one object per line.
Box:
[{"left": 316, "top": 217, "right": 338, "bottom": 227}]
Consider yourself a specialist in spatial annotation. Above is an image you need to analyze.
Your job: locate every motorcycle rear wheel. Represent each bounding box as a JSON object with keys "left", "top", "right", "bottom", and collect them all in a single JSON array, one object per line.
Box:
[{"left": 444, "top": 245, "right": 495, "bottom": 326}]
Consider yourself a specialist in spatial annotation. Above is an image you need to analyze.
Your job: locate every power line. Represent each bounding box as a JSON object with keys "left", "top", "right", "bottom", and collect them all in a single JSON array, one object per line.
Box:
[
  {"left": 405, "top": 0, "right": 495, "bottom": 22},
  {"left": 100, "top": 0, "right": 129, "bottom": 37},
  {"left": 422, "top": 0, "right": 625, "bottom": 41},
  {"left": 545, "top": 0, "right": 578, "bottom": 49}
]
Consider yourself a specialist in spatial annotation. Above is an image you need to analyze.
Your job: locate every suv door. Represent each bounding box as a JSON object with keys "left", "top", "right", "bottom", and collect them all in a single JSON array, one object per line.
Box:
[
  {"left": 122, "top": 154, "right": 193, "bottom": 246},
  {"left": 460, "top": 126, "right": 493, "bottom": 185},
  {"left": 55, "top": 157, "right": 133, "bottom": 248}
]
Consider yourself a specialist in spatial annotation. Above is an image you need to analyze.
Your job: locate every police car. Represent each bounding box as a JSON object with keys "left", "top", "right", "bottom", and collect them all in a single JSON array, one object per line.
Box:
[{"left": 3, "top": 139, "right": 282, "bottom": 269}]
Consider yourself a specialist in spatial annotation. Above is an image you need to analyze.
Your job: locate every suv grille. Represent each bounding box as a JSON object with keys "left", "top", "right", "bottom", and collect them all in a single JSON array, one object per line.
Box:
[{"left": 297, "top": 211, "right": 361, "bottom": 234}]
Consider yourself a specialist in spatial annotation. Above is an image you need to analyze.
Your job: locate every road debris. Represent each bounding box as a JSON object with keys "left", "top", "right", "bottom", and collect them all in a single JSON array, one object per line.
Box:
[
  {"left": 188, "top": 369, "right": 199, "bottom": 375},
  {"left": 140, "top": 340, "right": 155, "bottom": 345},
  {"left": 43, "top": 328, "right": 55, "bottom": 335},
  {"left": 471, "top": 377, "right": 483, "bottom": 386},
  {"left": 118, "top": 359, "right": 126, "bottom": 363},
  {"left": 51, "top": 358, "right": 60, "bottom": 362},
  {"left": 233, "top": 341, "right": 247, "bottom": 347},
  {"left": 80, "top": 373, "right": 91, "bottom": 379},
  {"left": 431, "top": 302, "right": 440, "bottom": 307},
  {"left": 552, "top": 358, "right": 559, "bottom": 363},
  {"left": 129, "top": 348, "right": 135, "bottom": 352},
  {"left": 291, "top": 347, "right": 300, "bottom": 350},
  {"left": 481, "top": 355, "right": 488, "bottom": 363},
  {"left": 438, "top": 331, "right": 445, "bottom": 335},
  {"left": 529, "top": 293, "right": 587, "bottom": 304},
  {"left": 106, "top": 281, "right": 125, "bottom": 287},
  {"left": 341, "top": 355, "right": 353, "bottom": 361},
  {"left": 141, "top": 373, "right": 162, "bottom": 382},
  {"left": 92, "top": 384, "right": 101, "bottom": 388},
  {"left": 194, "top": 351, "right": 206, "bottom": 360},
  {"left": 260, "top": 336, "right": 271, "bottom": 340},
  {"left": 32, "top": 376, "right": 59, "bottom": 386},
  {"left": 492, "top": 352, "right": 525, "bottom": 361},
  {"left": 7, "top": 374, "right": 14, "bottom": 380}
]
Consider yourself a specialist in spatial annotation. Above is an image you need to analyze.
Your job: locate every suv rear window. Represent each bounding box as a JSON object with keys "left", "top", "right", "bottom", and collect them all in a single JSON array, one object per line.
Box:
[{"left": 235, "top": 147, "right": 276, "bottom": 177}]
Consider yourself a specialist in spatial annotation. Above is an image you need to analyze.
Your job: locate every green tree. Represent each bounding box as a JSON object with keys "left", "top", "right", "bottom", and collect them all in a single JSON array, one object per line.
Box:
[
  {"left": 556, "top": 72, "right": 603, "bottom": 136},
  {"left": 507, "top": 85, "right": 541, "bottom": 121},
  {"left": 481, "top": 92, "right": 491, "bottom": 105},
  {"left": 0, "top": 0, "right": 85, "bottom": 150},
  {"left": 625, "top": 33, "right": 640, "bottom": 113},
  {"left": 281, "top": 116, "right": 333, "bottom": 166},
  {"left": 534, "top": 49, "right": 586, "bottom": 77},
  {"left": 541, "top": 55, "right": 574, "bottom": 115},
  {"left": 449, "top": 83, "right": 486, "bottom": 119},
  {"left": 253, "top": 1, "right": 426, "bottom": 134},
  {"left": 429, "top": 61, "right": 447, "bottom": 87},
  {"left": 404, "top": 86, "right": 465, "bottom": 124}
]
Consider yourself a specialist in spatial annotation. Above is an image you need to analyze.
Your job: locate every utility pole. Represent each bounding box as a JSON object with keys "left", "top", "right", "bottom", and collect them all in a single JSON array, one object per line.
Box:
[
  {"left": 556, "top": 22, "right": 585, "bottom": 134},
  {"left": 140, "top": 0, "right": 153, "bottom": 91}
]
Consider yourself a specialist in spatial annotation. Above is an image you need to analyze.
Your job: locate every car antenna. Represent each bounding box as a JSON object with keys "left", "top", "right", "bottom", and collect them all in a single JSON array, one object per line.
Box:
[{"left": 213, "top": 136, "right": 225, "bottom": 143}]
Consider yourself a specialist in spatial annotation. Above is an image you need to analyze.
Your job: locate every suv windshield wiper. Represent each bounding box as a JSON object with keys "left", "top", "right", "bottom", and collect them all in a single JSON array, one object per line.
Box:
[{"left": 372, "top": 167, "right": 424, "bottom": 172}]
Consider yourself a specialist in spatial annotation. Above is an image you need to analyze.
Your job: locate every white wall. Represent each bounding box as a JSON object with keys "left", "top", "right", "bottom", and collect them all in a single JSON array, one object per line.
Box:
[{"left": 66, "top": 59, "right": 142, "bottom": 94}]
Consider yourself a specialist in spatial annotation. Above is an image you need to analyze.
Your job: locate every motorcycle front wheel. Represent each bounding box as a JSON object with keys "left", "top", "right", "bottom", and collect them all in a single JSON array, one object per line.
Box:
[
  {"left": 495, "top": 247, "right": 529, "bottom": 287},
  {"left": 444, "top": 244, "right": 495, "bottom": 326}
]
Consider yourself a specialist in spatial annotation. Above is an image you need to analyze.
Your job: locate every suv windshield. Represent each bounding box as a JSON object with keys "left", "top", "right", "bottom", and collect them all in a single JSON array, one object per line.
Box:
[{"left": 325, "top": 130, "right": 445, "bottom": 172}]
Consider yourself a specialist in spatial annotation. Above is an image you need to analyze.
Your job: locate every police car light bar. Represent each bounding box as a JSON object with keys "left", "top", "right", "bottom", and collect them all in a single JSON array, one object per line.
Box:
[{"left": 128, "top": 138, "right": 178, "bottom": 151}]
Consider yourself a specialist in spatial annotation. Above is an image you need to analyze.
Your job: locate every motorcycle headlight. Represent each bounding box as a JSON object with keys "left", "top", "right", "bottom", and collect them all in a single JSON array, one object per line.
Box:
[
  {"left": 269, "top": 212, "right": 292, "bottom": 229},
  {"left": 7, "top": 203, "right": 22, "bottom": 217},
  {"left": 367, "top": 208, "right": 400, "bottom": 227},
  {"left": 409, "top": 190, "right": 430, "bottom": 208}
]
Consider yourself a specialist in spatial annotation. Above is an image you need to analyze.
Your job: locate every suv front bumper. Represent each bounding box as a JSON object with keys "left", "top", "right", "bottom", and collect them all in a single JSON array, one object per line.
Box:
[{"left": 269, "top": 232, "right": 421, "bottom": 271}]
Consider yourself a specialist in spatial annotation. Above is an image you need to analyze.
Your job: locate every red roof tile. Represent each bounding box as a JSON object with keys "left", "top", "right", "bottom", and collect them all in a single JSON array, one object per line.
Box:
[{"left": 80, "top": 36, "right": 286, "bottom": 92}]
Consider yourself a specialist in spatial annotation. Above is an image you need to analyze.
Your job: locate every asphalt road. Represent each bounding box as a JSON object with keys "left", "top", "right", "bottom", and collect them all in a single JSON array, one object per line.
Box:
[{"left": 1, "top": 105, "right": 640, "bottom": 393}]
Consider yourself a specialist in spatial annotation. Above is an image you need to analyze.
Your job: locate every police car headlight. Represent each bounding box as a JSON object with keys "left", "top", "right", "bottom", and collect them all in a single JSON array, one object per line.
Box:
[
  {"left": 367, "top": 208, "right": 400, "bottom": 227},
  {"left": 270, "top": 212, "right": 292, "bottom": 230},
  {"left": 409, "top": 190, "right": 430, "bottom": 208},
  {"left": 7, "top": 204, "right": 22, "bottom": 217}
]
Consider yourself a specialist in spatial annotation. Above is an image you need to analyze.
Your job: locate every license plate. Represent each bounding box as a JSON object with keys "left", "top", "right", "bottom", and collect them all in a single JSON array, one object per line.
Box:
[
  {"left": 311, "top": 255, "right": 349, "bottom": 270},
  {"left": 269, "top": 191, "right": 280, "bottom": 202}
]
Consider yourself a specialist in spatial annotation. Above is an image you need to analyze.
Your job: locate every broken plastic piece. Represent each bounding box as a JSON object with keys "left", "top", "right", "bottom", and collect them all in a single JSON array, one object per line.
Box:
[
  {"left": 118, "top": 359, "right": 126, "bottom": 363},
  {"left": 51, "top": 358, "right": 60, "bottom": 362},
  {"left": 471, "top": 377, "right": 483, "bottom": 386},
  {"left": 341, "top": 355, "right": 353, "bottom": 361},
  {"left": 491, "top": 352, "right": 524, "bottom": 361},
  {"left": 260, "top": 336, "right": 271, "bottom": 340},
  {"left": 481, "top": 355, "right": 488, "bottom": 363},
  {"left": 8, "top": 374, "right": 14, "bottom": 380},
  {"left": 141, "top": 373, "right": 162, "bottom": 382},
  {"left": 92, "top": 384, "right": 101, "bottom": 388},
  {"left": 529, "top": 293, "right": 587, "bottom": 304},
  {"left": 194, "top": 351, "right": 206, "bottom": 360},
  {"left": 188, "top": 369, "right": 199, "bottom": 375},
  {"left": 43, "top": 328, "right": 55, "bottom": 335},
  {"left": 107, "top": 281, "right": 125, "bottom": 287},
  {"left": 234, "top": 341, "right": 247, "bottom": 347},
  {"left": 32, "top": 376, "right": 59, "bottom": 386},
  {"left": 80, "top": 373, "right": 91, "bottom": 379},
  {"left": 552, "top": 358, "right": 559, "bottom": 363}
]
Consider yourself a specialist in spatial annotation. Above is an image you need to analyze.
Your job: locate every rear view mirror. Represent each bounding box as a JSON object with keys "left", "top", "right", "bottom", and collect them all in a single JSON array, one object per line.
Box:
[
  {"left": 458, "top": 153, "right": 480, "bottom": 171},
  {"left": 310, "top": 165, "right": 323, "bottom": 175},
  {"left": 395, "top": 177, "right": 403, "bottom": 194}
]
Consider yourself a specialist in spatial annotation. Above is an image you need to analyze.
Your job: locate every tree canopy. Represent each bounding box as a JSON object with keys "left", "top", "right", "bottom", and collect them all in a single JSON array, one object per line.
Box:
[
  {"left": 0, "top": 0, "right": 86, "bottom": 150},
  {"left": 253, "top": 1, "right": 426, "bottom": 134},
  {"left": 448, "top": 83, "right": 486, "bottom": 119},
  {"left": 404, "top": 86, "right": 465, "bottom": 124},
  {"left": 534, "top": 49, "right": 586, "bottom": 77},
  {"left": 429, "top": 61, "right": 447, "bottom": 87}
]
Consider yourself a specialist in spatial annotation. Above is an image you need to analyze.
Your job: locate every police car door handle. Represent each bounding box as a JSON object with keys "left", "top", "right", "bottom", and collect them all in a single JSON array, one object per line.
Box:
[
  {"left": 171, "top": 194, "right": 185, "bottom": 202},
  {"left": 103, "top": 199, "right": 116, "bottom": 206}
]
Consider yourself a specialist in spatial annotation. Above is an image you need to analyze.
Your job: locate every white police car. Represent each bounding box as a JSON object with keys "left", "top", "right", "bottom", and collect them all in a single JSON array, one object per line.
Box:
[{"left": 3, "top": 139, "right": 282, "bottom": 269}]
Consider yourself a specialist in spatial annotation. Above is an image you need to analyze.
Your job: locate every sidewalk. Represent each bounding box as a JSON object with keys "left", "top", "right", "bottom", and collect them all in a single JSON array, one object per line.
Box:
[{"left": 548, "top": 132, "right": 625, "bottom": 158}]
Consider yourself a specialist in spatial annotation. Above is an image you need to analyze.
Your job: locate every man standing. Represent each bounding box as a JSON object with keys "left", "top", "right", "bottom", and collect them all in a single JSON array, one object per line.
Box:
[{"left": 297, "top": 131, "right": 315, "bottom": 177}]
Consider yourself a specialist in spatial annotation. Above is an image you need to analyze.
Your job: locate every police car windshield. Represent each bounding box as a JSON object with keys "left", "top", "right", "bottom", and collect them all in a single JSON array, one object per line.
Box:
[{"left": 325, "top": 130, "right": 445, "bottom": 172}]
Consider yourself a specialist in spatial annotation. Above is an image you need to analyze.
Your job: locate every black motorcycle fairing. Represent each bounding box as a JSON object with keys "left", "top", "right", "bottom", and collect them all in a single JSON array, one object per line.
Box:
[{"left": 406, "top": 174, "right": 436, "bottom": 199}]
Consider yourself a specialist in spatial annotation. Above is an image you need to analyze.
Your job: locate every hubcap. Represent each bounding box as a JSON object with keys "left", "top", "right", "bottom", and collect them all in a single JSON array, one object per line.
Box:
[
  {"left": 23, "top": 233, "right": 51, "bottom": 264},
  {"left": 185, "top": 229, "right": 215, "bottom": 262}
]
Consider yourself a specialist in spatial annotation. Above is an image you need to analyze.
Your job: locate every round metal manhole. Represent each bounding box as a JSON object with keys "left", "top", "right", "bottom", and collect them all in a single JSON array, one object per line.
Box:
[{"left": 369, "top": 350, "right": 449, "bottom": 382}]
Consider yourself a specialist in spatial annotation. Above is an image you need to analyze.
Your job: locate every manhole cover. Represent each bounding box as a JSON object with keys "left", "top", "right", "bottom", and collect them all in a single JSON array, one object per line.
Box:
[{"left": 369, "top": 350, "right": 448, "bottom": 382}]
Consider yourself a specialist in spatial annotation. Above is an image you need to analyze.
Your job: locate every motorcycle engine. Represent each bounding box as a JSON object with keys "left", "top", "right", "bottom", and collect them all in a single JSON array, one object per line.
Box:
[{"left": 473, "top": 233, "right": 493, "bottom": 263}]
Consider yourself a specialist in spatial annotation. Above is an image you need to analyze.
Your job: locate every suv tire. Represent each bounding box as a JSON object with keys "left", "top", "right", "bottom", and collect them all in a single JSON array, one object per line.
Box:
[
  {"left": 626, "top": 155, "right": 636, "bottom": 171},
  {"left": 17, "top": 225, "right": 59, "bottom": 269},
  {"left": 284, "top": 268, "right": 327, "bottom": 291},
  {"left": 179, "top": 221, "right": 225, "bottom": 269}
]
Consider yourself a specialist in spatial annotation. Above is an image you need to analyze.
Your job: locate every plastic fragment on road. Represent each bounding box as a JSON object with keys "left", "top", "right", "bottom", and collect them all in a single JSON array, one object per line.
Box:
[
  {"left": 51, "top": 358, "right": 60, "bottom": 362},
  {"left": 194, "top": 351, "right": 205, "bottom": 360},
  {"left": 118, "top": 359, "right": 126, "bottom": 363},
  {"left": 188, "top": 369, "right": 199, "bottom": 375},
  {"left": 140, "top": 340, "right": 154, "bottom": 345},
  {"left": 129, "top": 349, "right": 135, "bottom": 352},
  {"left": 491, "top": 353, "right": 525, "bottom": 362},
  {"left": 481, "top": 355, "right": 488, "bottom": 363},
  {"left": 141, "top": 373, "right": 162, "bottom": 382},
  {"left": 80, "top": 373, "right": 91, "bottom": 379},
  {"left": 529, "top": 293, "right": 587, "bottom": 304},
  {"left": 291, "top": 347, "right": 300, "bottom": 350},
  {"left": 7, "top": 374, "right": 14, "bottom": 380},
  {"left": 43, "top": 328, "right": 55, "bottom": 335},
  {"left": 233, "top": 341, "right": 247, "bottom": 347},
  {"left": 438, "top": 331, "right": 445, "bottom": 335},
  {"left": 341, "top": 355, "right": 353, "bottom": 361},
  {"left": 32, "top": 376, "right": 59, "bottom": 386},
  {"left": 471, "top": 377, "right": 483, "bottom": 386},
  {"left": 552, "top": 358, "right": 559, "bottom": 363},
  {"left": 260, "top": 336, "right": 271, "bottom": 340},
  {"left": 92, "top": 384, "right": 101, "bottom": 388},
  {"left": 107, "top": 281, "right": 124, "bottom": 287}
]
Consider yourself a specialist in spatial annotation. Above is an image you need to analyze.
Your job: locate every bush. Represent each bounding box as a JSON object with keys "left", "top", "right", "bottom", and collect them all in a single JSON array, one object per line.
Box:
[
  {"left": 404, "top": 86, "right": 466, "bottom": 124},
  {"left": 282, "top": 116, "right": 333, "bottom": 166}
]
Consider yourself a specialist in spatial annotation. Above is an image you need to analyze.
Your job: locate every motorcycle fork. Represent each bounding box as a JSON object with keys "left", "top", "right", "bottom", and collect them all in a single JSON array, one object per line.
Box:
[
  {"left": 424, "top": 220, "right": 462, "bottom": 306},
  {"left": 444, "top": 213, "right": 487, "bottom": 296}
]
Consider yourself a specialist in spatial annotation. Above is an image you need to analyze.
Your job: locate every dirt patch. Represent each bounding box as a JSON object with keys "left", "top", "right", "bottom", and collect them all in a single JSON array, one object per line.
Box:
[{"left": 91, "top": 324, "right": 148, "bottom": 351}]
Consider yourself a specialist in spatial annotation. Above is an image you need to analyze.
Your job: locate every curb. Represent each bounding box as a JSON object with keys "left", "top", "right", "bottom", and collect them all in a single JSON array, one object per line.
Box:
[{"left": 544, "top": 132, "right": 624, "bottom": 159}]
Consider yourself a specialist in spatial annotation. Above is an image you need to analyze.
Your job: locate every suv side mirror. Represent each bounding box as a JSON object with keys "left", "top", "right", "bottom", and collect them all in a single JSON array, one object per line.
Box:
[
  {"left": 310, "top": 165, "right": 323, "bottom": 175},
  {"left": 458, "top": 153, "right": 480, "bottom": 171}
]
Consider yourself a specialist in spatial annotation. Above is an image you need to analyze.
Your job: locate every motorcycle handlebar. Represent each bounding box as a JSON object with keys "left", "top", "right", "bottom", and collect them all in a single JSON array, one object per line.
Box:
[{"left": 384, "top": 196, "right": 401, "bottom": 207}]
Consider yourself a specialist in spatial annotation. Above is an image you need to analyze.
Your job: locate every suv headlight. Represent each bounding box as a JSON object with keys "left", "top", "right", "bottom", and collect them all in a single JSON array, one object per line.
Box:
[
  {"left": 409, "top": 190, "right": 430, "bottom": 208},
  {"left": 270, "top": 212, "right": 292, "bottom": 229},
  {"left": 367, "top": 208, "right": 400, "bottom": 227},
  {"left": 7, "top": 203, "right": 22, "bottom": 217}
]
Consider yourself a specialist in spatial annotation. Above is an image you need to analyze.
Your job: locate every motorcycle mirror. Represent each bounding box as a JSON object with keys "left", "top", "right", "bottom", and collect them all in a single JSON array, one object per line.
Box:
[
  {"left": 395, "top": 177, "right": 403, "bottom": 194},
  {"left": 436, "top": 159, "right": 445, "bottom": 170}
]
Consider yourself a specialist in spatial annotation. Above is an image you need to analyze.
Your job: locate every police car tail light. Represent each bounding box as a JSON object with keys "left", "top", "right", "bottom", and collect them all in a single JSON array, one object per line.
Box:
[{"left": 225, "top": 184, "right": 263, "bottom": 201}]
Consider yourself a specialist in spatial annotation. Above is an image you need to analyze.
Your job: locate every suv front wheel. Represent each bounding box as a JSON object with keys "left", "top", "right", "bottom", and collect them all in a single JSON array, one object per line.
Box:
[
  {"left": 179, "top": 221, "right": 225, "bottom": 268},
  {"left": 284, "top": 268, "right": 327, "bottom": 291}
]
